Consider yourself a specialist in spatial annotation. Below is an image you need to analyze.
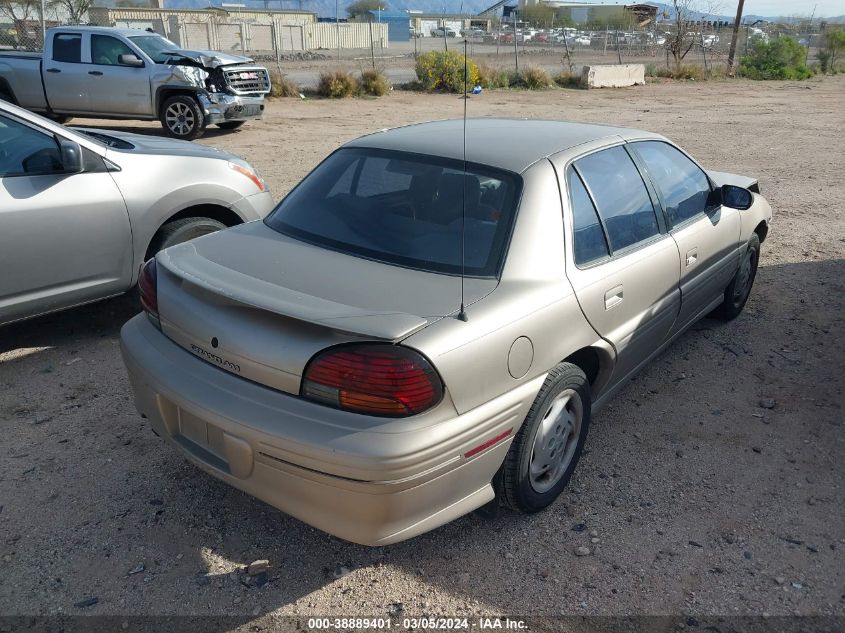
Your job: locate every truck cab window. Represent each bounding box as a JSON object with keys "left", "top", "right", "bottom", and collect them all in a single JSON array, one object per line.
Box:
[
  {"left": 52, "top": 33, "right": 82, "bottom": 63},
  {"left": 91, "top": 35, "right": 135, "bottom": 66}
]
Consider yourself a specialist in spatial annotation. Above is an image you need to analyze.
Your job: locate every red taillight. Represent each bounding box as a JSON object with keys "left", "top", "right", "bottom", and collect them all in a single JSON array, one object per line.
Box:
[
  {"left": 138, "top": 259, "right": 159, "bottom": 327},
  {"left": 301, "top": 344, "right": 444, "bottom": 417}
]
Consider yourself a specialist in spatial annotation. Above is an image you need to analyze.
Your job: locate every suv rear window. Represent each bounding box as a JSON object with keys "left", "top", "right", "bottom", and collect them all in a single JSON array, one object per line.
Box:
[{"left": 265, "top": 148, "right": 522, "bottom": 277}]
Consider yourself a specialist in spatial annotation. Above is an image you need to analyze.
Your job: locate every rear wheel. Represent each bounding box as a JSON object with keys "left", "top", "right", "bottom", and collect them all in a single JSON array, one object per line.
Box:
[
  {"left": 160, "top": 95, "right": 205, "bottom": 140},
  {"left": 496, "top": 363, "right": 591, "bottom": 513},
  {"left": 216, "top": 120, "right": 246, "bottom": 130},
  {"left": 149, "top": 217, "right": 226, "bottom": 255},
  {"left": 711, "top": 233, "right": 760, "bottom": 321}
]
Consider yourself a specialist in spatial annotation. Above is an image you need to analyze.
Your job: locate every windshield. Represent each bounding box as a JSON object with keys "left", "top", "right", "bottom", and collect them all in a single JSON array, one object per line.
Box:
[
  {"left": 265, "top": 148, "right": 522, "bottom": 277},
  {"left": 128, "top": 34, "right": 180, "bottom": 63}
]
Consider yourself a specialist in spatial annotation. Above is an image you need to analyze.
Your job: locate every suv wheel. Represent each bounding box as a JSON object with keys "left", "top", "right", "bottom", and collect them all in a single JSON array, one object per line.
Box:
[
  {"left": 150, "top": 217, "right": 226, "bottom": 254},
  {"left": 161, "top": 95, "right": 205, "bottom": 140}
]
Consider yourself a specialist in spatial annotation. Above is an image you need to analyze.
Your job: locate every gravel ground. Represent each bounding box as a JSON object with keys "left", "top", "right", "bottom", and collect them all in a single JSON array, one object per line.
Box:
[{"left": 1, "top": 76, "right": 843, "bottom": 630}]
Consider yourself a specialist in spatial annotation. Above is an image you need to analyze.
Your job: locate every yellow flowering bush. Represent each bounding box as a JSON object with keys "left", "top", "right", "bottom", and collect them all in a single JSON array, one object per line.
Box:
[{"left": 415, "top": 50, "right": 479, "bottom": 93}]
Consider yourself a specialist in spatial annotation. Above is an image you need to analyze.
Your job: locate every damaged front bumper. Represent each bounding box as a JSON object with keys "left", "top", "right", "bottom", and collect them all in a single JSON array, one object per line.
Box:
[{"left": 198, "top": 92, "right": 266, "bottom": 125}]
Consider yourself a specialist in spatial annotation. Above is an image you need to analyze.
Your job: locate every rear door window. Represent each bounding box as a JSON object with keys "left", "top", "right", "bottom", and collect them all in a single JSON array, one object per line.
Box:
[
  {"left": 631, "top": 141, "right": 713, "bottom": 226},
  {"left": 567, "top": 167, "right": 609, "bottom": 266},
  {"left": 574, "top": 145, "right": 660, "bottom": 253},
  {"left": 52, "top": 33, "right": 82, "bottom": 63}
]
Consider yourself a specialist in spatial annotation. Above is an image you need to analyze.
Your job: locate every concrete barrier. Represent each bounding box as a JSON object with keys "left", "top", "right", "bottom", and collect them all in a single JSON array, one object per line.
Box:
[{"left": 581, "top": 64, "right": 646, "bottom": 88}]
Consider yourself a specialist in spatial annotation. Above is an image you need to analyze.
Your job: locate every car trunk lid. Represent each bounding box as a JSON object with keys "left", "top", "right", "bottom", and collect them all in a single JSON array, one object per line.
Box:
[{"left": 154, "top": 221, "right": 496, "bottom": 396}]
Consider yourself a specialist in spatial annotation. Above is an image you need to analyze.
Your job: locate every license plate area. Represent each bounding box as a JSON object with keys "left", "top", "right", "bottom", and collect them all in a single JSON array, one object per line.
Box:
[
  {"left": 176, "top": 409, "right": 230, "bottom": 473},
  {"left": 226, "top": 104, "right": 263, "bottom": 119}
]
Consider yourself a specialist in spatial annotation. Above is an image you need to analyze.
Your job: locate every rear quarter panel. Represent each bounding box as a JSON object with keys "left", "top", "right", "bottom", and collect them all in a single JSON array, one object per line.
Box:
[{"left": 404, "top": 160, "right": 606, "bottom": 415}]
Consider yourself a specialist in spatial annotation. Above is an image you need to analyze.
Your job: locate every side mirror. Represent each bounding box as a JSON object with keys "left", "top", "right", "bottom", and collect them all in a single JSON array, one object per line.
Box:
[
  {"left": 118, "top": 53, "right": 145, "bottom": 68},
  {"left": 59, "top": 139, "right": 83, "bottom": 174},
  {"left": 721, "top": 184, "right": 753, "bottom": 210}
]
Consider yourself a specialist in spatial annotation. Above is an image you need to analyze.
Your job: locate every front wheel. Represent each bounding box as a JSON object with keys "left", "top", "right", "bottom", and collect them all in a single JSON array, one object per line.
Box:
[
  {"left": 710, "top": 233, "right": 760, "bottom": 321},
  {"left": 496, "top": 363, "right": 591, "bottom": 513},
  {"left": 216, "top": 120, "right": 246, "bottom": 130},
  {"left": 160, "top": 95, "right": 205, "bottom": 140},
  {"left": 150, "top": 217, "right": 226, "bottom": 255}
]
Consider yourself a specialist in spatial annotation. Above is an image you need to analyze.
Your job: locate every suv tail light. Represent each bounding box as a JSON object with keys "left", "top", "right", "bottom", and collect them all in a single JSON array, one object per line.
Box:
[
  {"left": 138, "top": 259, "right": 160, "bottom": 328},
  {"left": 301, "top": 344, "right": 444, "bottom": 417}
]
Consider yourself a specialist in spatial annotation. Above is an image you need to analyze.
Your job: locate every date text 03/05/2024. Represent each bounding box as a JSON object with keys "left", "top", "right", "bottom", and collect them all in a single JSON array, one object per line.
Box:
[{"left": 306, "top": 617, "right": 529, "bottom": 630}]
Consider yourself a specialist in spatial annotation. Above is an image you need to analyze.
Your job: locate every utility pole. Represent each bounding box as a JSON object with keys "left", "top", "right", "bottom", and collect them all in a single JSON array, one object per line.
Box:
[{"left": 726, "top": 0, "right": 745, "bottom": 74}]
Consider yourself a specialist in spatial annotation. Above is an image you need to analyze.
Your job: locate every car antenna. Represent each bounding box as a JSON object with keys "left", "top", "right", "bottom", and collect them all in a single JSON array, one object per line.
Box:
[{"left": 457, "top": 38, "right": 469, "bottom": 323}]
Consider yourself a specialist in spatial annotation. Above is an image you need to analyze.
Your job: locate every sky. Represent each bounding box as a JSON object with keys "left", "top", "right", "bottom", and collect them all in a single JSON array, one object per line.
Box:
[
  {"left": 582, "top": 1, "right": 845, "bottom": 18},
  {"left": 738, "top": 0, "right": 845, "bottom": 17}
]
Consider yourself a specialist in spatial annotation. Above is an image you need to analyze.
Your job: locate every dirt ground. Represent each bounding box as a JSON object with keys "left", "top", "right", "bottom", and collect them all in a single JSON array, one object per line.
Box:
[{"left": 1, "top": 76, "right": 843, "bottom": 630}]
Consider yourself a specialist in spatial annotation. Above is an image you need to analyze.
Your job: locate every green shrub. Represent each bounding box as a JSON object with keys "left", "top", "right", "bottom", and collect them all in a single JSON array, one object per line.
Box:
[
  {"left": 554, "top": 70, "right": 583, "bottom": 88},
  {"left": 819, "top": 28, "right": 845, "bottom": 74},
  {"left": 268, "top": 68, "right": 301, "bottom": 97},
  {"left": 519, "top": 65, "right": 553, "bottom": 89},
  {"left": 360, "top": 68, "right": 391, "bottom": 96},
  {"left": 476, "top": 63, "right": 513, "bottom": 89},
  {"left": 739, "top": 37, "right": 815, "bottom": 80},
  {"left": 645, "top": 62, "right": 659, "bottom": 77},
  {"left": 318, "top": 70, "right": 359, "bottom": 98},
  {"left": 415, "top": 50, "right": 479, "bottom": 92}
]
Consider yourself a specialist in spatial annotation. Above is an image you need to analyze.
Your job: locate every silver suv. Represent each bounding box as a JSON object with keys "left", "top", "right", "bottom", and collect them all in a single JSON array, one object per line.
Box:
[{"left": 0, "top": 100, "right": 273, "bottom": 326}]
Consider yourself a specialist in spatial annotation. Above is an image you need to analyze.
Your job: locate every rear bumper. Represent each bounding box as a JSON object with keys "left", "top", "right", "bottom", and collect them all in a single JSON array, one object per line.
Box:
[{"left": 119, "top": 314, "right": 541, "bottom": 545}]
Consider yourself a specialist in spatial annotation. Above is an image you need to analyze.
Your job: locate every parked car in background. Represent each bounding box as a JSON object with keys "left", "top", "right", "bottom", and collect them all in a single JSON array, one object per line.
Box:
[
  {"left": 431, "top": 27, "right": 457, "bottom": 37},
  {"left": 0, "top": 100, "right": 272, "bottom": 326},
  {"left": 121, "top": 119, "right": 772, "bottom": 546},
  {"left": 0, "top": 26, "right": 271, "bottom": 140}
]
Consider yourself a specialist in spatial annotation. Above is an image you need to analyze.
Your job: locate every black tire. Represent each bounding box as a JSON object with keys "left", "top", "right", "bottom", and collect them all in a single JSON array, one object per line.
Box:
[
  {"left": 216, "top": 120, "right": 246, "bottom": 131},
  {"left": 149, "top": 217, "right": 226, "bottom": 255},
  {"left": 710, "top": 233, "right": 760, "bottom": 321},
  {"left": 160, "top": 95, "right": 205, "bottom": 140},
  {"left": 496, "top": 363, "right": 591, "bottom": 513}
]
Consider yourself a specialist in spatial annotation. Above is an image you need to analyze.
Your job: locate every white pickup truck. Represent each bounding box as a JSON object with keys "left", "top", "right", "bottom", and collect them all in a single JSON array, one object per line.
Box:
[{"left": 0, "top": 26, "right": 272, "bottom": 139}]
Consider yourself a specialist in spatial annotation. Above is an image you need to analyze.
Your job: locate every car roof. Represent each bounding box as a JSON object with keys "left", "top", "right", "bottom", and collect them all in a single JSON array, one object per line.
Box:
[{"left": 345, "top": 118, "right": 660, "bottom": 174}]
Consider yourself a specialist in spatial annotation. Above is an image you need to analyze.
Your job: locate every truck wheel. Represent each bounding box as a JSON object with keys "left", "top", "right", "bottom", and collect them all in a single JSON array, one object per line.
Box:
[
  {"left": 150, "top": 217, "right": 226, "bottom": 254},
  {"left": 496, "top": 363, "right": 591, "bottom": 513},
  {"left": 160, "top": 95, "right": 205, "bottom": 141},
  {"left": 216, "top": 121, "right": 245, "bottom": 130}
]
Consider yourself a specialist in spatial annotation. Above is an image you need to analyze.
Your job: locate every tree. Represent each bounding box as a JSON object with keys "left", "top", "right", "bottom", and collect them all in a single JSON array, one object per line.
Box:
[
  {"left": 665, "top": 0, "right": 721, "bottom": 68},
  {"left": 818, "top": 28, "right": 845, "bottom": 73},
  {"left": 0, "top": 0, "right": 39, "bottom": 22},
  {"left": 346, "top": 0, "right": 386, "bottom": 19},
  {"left": 52, "top": 0, "right": 93, "bottom": 24}
]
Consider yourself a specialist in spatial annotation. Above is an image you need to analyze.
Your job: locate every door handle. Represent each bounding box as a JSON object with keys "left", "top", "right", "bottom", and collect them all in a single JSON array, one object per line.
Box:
[
  {"left": 604, "top": 284, "right": 624, "bottom": 310},
  {"left": 88, "top": 70, "right": 103, "bottom": 76},
  {"left": 686, "top": 248, "right": 698, "bottom": 267},
  {"left": 45, "top": 68, "right": 61, "bottom": 73}
]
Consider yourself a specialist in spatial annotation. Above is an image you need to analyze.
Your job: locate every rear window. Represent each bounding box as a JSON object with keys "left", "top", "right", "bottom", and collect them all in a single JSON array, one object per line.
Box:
[{"left": 265, "top": 148, "right": 522, "bottom": 277}]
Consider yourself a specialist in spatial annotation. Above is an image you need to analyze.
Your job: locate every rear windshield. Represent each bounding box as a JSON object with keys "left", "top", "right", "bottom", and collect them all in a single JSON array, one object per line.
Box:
[{"left": 264, "top": 148, "right": 522, "bottom": 277}]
